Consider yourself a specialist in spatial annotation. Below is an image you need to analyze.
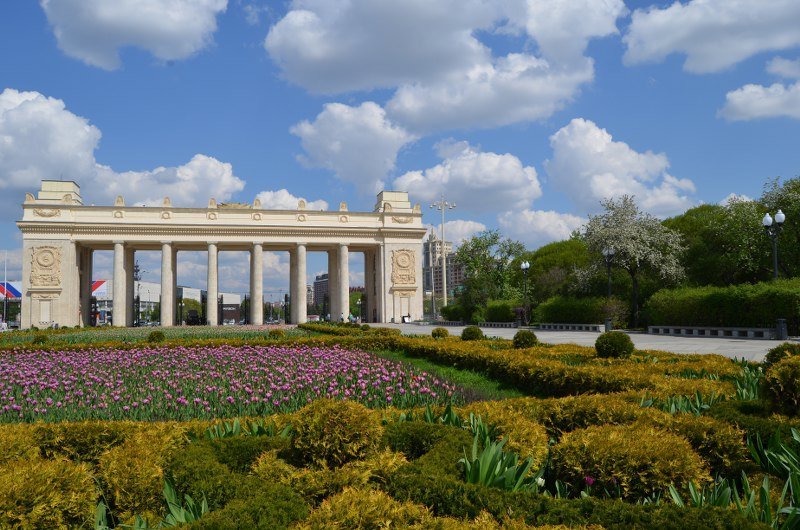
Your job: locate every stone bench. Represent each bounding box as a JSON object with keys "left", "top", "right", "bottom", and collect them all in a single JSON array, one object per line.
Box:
[
  {"left": 436, "top": 320, "right": 465, "bottom": 326},
  {"left": 478, "top": 322, "right": 519, "bottom": 329},
  {"left": 647, "top": 325, "right": 777, "bottom": 340},
  {"left": 536, "top": 323, "right": 604, "bottom": 332}
]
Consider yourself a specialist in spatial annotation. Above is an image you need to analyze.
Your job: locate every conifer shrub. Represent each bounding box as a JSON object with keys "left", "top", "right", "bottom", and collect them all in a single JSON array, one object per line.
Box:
[
  {"left": 512, "top": 329, "right": 538, "bottom": 349},
  {"left": 551, "top": 424, "right": 709, "bottom": 500},
  {"left": 31, "top": 333, "right": 48, "bottom": 345},
  {"left": 187, "top": 483, "right": 308, "bottom": 530},
  {"left": 765, "top": 356, "right": 800, "bottom": 416},
  {"left": 35, "top": 421, "right": 135, "bottom": 464},
  {"left": 298, "top": 488, "right": 432, "bottom": 529},
  {"left": 460, "top": 326, "right": 484, "bottom": 341},
  {"left": 431, "top": 327, "right": 450, "bottom": 339},
  {"left": 764, "top": 341, "right": 800, "bottom": 367},
  {"left": 360, "top": 324, "right": 371, "bottom": 331},
  {"left": 99, "top": 426, "right": 187, "bottom": 519},
  {"left": 209, "top": 435, "right": 288, "bottom": 473},
  {"left": 147, "top": 330, "right": 166, "bottom": 343},
  {"left": 595, "top": 331, "right": 634, "bottom": 358},
  {"left": 268, "top": 328, "right": 286, "bottom": 339},
  {"left": 291, "top": 399, "right": 383, "bottom": 468},
  {"left": 0, "top": 456, "right": 96, "bottom": 529},
  {"left": 0, "top": 424, "right": 39, "bottom": 465}
]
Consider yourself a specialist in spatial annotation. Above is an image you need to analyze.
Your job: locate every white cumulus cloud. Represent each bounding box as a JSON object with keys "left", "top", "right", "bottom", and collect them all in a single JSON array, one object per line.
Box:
[
  {"left": 393, "top": 140, "right": 541, "bottom": 213},
  {"left": 40, "top": 0, "right": 228, "bottom": 69},
  {"left": 719, "top": 82, "right": 800, "bottom": 121},
  {"left": 255, "top": 189, "right": 328, "bottom": 210},
  {"left": 767, "top": 57, "right": 800, "bottom": 79},
  {"left": 268, "top": 0, "right": 626, "bottom": 132},
  {"left": 291, "top": 102, "right": 416, "bottom": 192},
  {"left": 624, "top": 0, "right": 800, "bottom": 74},
  {"left": 0, "top": 88, "right": 244, "bottom": 218},
  {"left": 498, "top": 209, "right": 586, "bottom": 247},
  {"left": 426, "top": 220, "right": 487, "bottom": 247},
  {"left": 545, "top": 118, "right": 696, "bottom": 217}
]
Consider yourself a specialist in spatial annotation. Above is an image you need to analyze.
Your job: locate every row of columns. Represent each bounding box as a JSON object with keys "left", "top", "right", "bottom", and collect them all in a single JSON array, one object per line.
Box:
[{"left": 94, "top": 241, "right": 356, "bottom": 327}]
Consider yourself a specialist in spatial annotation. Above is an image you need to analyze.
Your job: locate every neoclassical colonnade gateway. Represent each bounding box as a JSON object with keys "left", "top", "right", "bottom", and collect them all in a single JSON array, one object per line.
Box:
[{"left": 17, "top": 181, "right": 426, "bottom": 329}]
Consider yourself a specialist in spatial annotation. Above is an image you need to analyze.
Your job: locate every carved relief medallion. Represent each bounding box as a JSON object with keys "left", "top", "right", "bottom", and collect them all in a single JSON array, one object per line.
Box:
[
  {"left": 391, "top": 216, "right": 412, "bottom": 224},
  {"left": 33, "top": 209, "right": 61, "bottom": 217},
  {"left": 391, "top": 249, "right": 416, "bottom": 286},
  {"left": 31, "top": 246, "right": 62, "bottom": 287}
]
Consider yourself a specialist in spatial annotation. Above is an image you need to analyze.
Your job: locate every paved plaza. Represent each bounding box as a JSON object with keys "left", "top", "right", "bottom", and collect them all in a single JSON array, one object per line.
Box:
[{"left": 375, "top": 323, "right": 787, "bottom": 362}]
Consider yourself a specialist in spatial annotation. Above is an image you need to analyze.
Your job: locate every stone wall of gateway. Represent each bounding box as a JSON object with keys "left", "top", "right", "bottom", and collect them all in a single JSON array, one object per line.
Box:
[{"left": 16, "top": 181, "right": 426, "bottom": 329}]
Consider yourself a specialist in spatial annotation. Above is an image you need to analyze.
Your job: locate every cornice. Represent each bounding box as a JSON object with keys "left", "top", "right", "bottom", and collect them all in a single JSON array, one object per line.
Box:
[{"left": 17, "top": 222, "right": 426, "bottom": 239}]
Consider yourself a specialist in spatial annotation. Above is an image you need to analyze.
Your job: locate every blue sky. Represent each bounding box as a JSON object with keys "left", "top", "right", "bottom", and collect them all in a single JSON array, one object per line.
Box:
[{"left": 1, "top": 0, "right": 799, "bottom": 294}]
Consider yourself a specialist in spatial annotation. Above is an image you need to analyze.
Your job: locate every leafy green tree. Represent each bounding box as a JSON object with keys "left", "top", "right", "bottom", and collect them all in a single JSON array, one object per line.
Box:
[
  {"left": 511, "top": 239, "right": 591, "bottom": 304},
  {"left": 453, "top": 230, "right": 525, "bottom": 321},
  {"left": 760, "top": 177, "right": 800, "bottom": 279},
  {"left": 582, "top": 196, "right": 685, "bottom": 327}
]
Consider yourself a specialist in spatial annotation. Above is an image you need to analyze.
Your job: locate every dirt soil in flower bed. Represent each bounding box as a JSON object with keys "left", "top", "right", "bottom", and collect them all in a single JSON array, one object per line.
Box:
[{"left": 0, "top": 345, "right": 463, "bottom": 422}]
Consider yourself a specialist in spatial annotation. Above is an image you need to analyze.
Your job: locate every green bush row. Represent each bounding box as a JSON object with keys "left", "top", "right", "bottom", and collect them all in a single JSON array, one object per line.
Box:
[
  {"left": 534, "top": 296, "right": 629, "bottom": 327},
  {"left": 643, "top": 279, "right": 800, "bottom": 334}
]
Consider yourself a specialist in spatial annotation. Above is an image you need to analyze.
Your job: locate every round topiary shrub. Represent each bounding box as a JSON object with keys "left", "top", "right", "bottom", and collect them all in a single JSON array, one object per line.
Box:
[
  {"left": 551, "top": 424, "right": 709, "bottom": 500},
  {"left": 30, "top": 334, "right": 48, "bottom": 345},
  {"left": 291, "top": 399, "right": 382, "bottom": 468},
  {"left": 268, "top": 329, "right": 286, "bottom": 339},
  {"left": 765, "top": 356, "right": 800, "bottom": 416},
  {"left": 360, "top": 324, "right": 371, "bottom": 331},
  {"left": 146, "top": 330, "right": 165, "bottom": 343},
  {"left": 431, "top": 327, "right": 449, "bottom": 339},
  {"left": 765, "top": 342, "right": 800, "bottom": 367},
  {"left": 512, "top": 329, "right": 538, "bottom": 349},
  {"left": 595, "top": 331, "right": 634, "bottom": 358},
  {"left": 460, "top": 326, "right": 484, "bottom": 341}
]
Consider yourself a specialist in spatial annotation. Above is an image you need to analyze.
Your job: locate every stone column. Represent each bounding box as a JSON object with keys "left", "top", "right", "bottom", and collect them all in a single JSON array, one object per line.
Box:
[
  {"left": 112, "top": 242, "right": 126, "bottom": 327},
  {"left": 289, "top": 248, "right": 297, "bottom": 324},
  {"left": 80, "top": 247, "right": 93, "bottom": 327},
  {"left": 250, "top": 243, "right": 264, "bottom": 325},
  {"left": 207, "top": 243, "right": 218, "bottom": 325},
  {"left": 364, "top": 250, "right": 374, "bottom": 323},
  {"left": 328, "top": 248, "right": 339, "bottom": 319},
  {"left": 338, "top": 243, "right": 349, "bottom": 321},
  {"left": 295, "top": 244, "right": 307, "bottom": 324},
  {"left": 124, "top": 247, "right": 135, "bottom": 327},
  {"left": 160, "top": 242, "right": 174, "bottom": 327}
]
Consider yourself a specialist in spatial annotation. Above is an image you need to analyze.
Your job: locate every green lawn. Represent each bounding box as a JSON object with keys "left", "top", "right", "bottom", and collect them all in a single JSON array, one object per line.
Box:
[{"left": 371, "top": 348, "right": 527, "bottom": 402}]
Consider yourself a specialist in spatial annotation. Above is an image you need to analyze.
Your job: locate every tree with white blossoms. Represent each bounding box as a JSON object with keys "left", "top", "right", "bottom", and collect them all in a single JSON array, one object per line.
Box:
[{"left": 582, "top": 195, "right": 685, "bottom": 327}]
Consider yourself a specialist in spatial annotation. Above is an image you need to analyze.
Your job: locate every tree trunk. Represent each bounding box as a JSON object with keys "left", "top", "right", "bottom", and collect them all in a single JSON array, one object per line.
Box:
[{"left": 630, "top": 271, "right": 639, "bottom": 328}]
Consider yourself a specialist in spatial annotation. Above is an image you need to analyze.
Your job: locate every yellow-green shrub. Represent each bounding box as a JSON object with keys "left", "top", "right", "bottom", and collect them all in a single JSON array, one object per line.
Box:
[
  {"left": 765, "top": 356, "right": 800, "bottom": 416},
  {"left": 458, "top": 401, "right": 549, "bottom": 466},
  {"left": 295, "top": 487, "right": 432, "bottom": 529},
  {"left": 515, "top": 394, "right": 647, "bottom": 436},
  {"left": 0, "top": 456, "right": 96, "bottom": 529},
  {"left": 291, "top": 399, "right": 383, "bottom": 468},
  {"left": 35, "top": 420, "right": 136, "bottom": 464},
  {"left": 98, "top": 424, "right": 187, "bottom": 521},
  {"left": 552, "top": 424, "right": 709, "bottom": 500},
  {"left": 640, "top": 414, "right": 748, "bottom": 476},
  {"left": 0, "top": 423, "right": 39, "bottom": 464}
]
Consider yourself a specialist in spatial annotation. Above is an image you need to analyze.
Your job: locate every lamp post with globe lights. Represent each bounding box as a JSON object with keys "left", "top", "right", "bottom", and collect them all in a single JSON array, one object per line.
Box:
[
  {"left": 763, "top": 210, "right": 785, "bottom": 280},
  {"left": 520, "top": 260, "right": 530, "bottom": 325},
  {"left": 430, "top": 195, "right": 456, "bottom": 307},
  {"left": 602, "top": 247, "right": 615, "bottom": 298}
]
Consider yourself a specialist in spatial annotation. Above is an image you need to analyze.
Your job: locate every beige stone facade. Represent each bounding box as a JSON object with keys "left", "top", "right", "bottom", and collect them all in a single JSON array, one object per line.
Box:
[{"left": 17, "top": 181, "right": 425, "bottom": 329}]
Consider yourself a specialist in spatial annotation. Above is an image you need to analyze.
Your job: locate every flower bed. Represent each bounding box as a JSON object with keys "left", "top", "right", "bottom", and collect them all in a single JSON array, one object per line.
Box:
[{"left": 0, "top": 345, "right": 461, "bottom": 422}]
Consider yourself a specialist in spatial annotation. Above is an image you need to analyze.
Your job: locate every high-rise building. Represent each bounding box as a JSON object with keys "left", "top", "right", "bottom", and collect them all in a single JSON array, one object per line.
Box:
[
  {"left": 313, "top": 273, "right": 329, "bottom": 307},
  {"left": 423, "top": 232, "right": 462, "bottom": 296}
]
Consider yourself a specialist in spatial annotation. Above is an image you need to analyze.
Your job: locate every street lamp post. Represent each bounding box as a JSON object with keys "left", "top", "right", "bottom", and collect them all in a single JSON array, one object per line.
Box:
[
  {"left": 601, "top": 248, "right": 615, "bottom": 298},
  {"left": 520, "top": 260, "right": 530, "bottom": 325},
  {"left": 430, "top": 195, "right": 456, "bottom": 308},
  {"left": 357, "top": 298, "right": 362, "bottom": 322},
  {"left": 763, "top": 210, "right": 786, "bottom": 280}
]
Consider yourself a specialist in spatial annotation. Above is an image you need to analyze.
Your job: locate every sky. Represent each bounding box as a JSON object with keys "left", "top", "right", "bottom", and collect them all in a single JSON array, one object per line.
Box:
[{"left": 1, "top": 0, "right": 799, "bottom": 296}]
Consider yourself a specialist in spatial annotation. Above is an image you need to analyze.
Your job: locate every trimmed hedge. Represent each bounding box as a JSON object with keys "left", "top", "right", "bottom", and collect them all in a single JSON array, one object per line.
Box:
[
  {"left": 643, "top": 279, "right": 800, "bottom": 334},
  {"left": 460, "top": 326, "right": 484, "bottom": 341},
  {"left": 485, "top": 300, "right": 516, "bottom": 323},
  {"left": 765, "top": 356, "right": 800, "bottom": 416},
  {"left": 534, "top": 296, "right": 629, "bottom": 327},
  {"left": 595, "top": 331, "right": 634, "bottom": 358}
]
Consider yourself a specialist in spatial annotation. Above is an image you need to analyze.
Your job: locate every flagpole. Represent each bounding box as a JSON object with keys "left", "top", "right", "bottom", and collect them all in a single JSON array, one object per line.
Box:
[{"left": 3, "top": 250, "right": 7, "bottom": 325}]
